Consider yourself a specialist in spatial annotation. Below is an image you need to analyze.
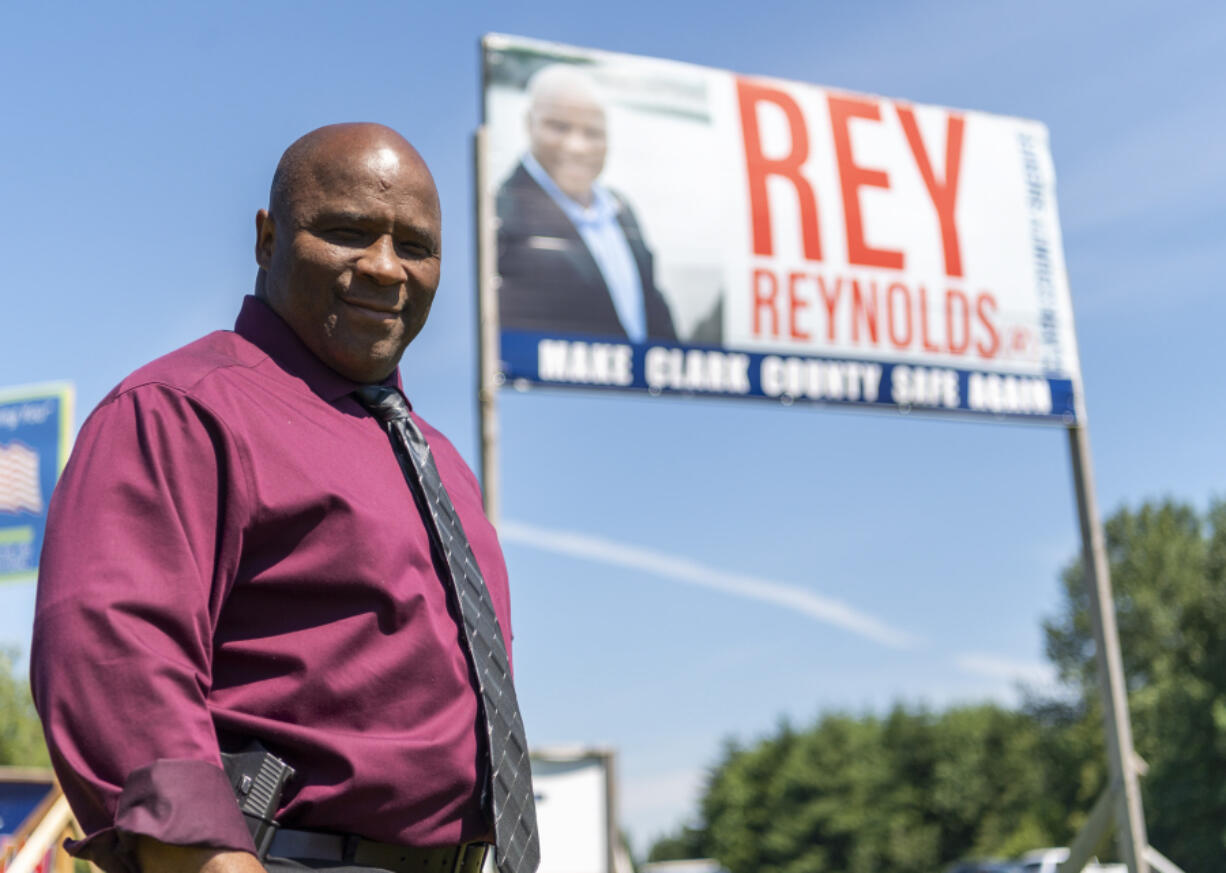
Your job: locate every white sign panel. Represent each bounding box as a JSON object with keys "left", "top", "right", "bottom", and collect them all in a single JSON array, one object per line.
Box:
[{"left": 532, "top": 750, "right": 613, "bottom": 873}]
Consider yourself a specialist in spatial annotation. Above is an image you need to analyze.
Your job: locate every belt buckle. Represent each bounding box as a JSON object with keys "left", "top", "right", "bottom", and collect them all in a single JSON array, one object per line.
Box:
[{"left": 454, "top": 842, "right": 487, "bottom": 873}]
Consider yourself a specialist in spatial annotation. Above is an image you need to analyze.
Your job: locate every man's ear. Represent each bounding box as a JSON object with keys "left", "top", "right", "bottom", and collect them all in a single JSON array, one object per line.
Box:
[{"left": 255, "top": 209, "right": 275, "bottom": 269}]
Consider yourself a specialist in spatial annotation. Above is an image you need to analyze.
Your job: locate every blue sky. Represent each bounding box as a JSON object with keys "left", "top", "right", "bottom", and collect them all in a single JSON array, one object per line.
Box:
[{"left": 1, "top": 0, "right": 1223, "bottom": 854}]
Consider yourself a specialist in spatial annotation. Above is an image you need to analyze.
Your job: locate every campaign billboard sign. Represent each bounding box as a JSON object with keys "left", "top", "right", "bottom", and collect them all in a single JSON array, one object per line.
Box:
[
  {"left": 481, "top": 34, "right": 1080, "bottom": 422},
  {"left": 0, "top": 383, "right": 73, "bottom": 582}
]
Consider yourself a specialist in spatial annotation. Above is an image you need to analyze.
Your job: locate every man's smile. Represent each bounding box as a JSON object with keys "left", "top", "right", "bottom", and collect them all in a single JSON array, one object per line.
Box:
[{"left": 338, "top": 294, "right": 403, "bottom": 317}]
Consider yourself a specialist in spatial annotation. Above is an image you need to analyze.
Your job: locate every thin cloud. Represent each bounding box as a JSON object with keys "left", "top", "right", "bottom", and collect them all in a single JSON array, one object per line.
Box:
[
  {"left": 953, "top": 652, "right": 1056, "bottom": 687},
  {"left": 500, "top": 520, "right": 914, "bottom": 649}
]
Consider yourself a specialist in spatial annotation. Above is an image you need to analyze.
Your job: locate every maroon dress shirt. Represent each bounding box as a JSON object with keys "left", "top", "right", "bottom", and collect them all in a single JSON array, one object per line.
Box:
[{"left": 31, "top": 296, "right": 512, "bottom": 873}]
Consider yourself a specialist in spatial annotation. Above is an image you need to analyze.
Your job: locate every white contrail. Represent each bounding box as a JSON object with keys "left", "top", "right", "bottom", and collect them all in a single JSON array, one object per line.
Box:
[
  {"left": 500, "top": 520, "right": 914, "bottom": 649},
  {"left": 953, "top": 652, "right": 1057, "bottom": 687}
]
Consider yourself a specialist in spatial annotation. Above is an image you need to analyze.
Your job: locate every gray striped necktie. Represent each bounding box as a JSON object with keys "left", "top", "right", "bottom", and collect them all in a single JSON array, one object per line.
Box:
[{"left": 353, "top": 385, "right": 540, "bottom": 873}]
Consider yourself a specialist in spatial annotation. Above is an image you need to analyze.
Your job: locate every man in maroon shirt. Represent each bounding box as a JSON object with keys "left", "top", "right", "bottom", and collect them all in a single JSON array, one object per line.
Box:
[{"left": 32, "top": 124, "right": 522, "bottom": 873}]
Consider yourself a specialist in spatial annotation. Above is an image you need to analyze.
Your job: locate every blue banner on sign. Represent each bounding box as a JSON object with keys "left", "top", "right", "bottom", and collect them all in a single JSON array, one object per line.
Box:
[
  {"left": 0, "top": 384, "right": 73, "bottom": 582},
  {"left": 499, "top": 331, "right": 1077, "bottom": 424}
]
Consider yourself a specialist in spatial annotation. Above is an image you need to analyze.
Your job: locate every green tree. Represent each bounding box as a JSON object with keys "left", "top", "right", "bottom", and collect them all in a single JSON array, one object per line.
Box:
[
  {"left": 0, "top": 648, "right": 49, "bottom": 766},
  {"left": 1017, "top": 694, "right": 1105, "bottom": 851},
  {"left": 1043, "top": 498, "right": 1226, "bottom": 870},
  {"left": 682, "top": 705, "right": 1061, "bottom": 873},
  {"left": 646, "top": 823, "right": 707, "bottom": 863}
]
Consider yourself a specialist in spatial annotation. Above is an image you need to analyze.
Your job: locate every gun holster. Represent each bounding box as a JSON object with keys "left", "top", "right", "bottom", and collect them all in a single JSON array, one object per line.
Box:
[{"left": 220, "top": 741, "right": 296, "bottom": 858}]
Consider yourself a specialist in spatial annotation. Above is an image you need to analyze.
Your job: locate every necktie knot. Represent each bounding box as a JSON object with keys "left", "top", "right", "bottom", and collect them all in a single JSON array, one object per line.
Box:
[{"left": 353, "top": 385, "right": 411, "bottom": 424}]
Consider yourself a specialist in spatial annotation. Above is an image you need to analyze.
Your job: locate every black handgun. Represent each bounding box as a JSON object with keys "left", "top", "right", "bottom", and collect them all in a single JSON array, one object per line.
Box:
[{"left": 221, "top": 742, "right": 296, "bottom": 858}]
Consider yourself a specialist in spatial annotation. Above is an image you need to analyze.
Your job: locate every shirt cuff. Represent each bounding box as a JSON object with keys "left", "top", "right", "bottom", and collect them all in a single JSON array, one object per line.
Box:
[{"left": 66, "top": 759, "right": 258, "bottom": 873}]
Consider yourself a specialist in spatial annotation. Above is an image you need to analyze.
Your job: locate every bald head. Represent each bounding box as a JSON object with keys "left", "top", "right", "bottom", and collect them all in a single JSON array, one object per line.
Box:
[
  {"left": 269, "top": 123, "right": 440, "bottom": 226},
  {"left": 254, "top": 123, "right": 443, "bottom": 383},
  {"left": 527, "top": 65, "right": 606, "bottom": 112},
  {"left": 525, "top": 66, "right": 608, "bottom": 206}
]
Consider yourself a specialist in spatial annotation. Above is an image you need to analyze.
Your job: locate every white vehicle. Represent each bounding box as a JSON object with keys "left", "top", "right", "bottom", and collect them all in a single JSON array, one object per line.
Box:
[{"left": 1015, "top": 847, "right": 1126, "bottom": 873}]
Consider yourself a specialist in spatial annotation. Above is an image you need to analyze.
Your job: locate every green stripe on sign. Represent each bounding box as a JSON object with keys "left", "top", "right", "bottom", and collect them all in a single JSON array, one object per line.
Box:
[{"left": 0, "top": 526, "right": 35, "bottom": 545}]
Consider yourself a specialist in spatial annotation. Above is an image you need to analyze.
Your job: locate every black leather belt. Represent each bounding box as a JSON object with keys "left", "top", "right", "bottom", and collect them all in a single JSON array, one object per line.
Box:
[{"left": 267, "top": 828, "right": 489, "bottom": 873}]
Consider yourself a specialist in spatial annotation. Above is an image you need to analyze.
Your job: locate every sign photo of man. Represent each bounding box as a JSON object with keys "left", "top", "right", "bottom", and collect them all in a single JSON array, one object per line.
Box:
[{"left": 496, "top": 65, "right": 678, "bottom": 343}]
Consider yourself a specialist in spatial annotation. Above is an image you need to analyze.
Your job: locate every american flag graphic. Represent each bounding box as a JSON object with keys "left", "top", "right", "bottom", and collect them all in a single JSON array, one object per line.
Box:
[{"left": 0, "top": 441, "right": 43, "bottom": 515}]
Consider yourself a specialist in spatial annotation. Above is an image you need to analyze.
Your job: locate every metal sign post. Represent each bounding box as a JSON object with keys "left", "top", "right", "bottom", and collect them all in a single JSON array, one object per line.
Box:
[
  {"left": 1060, "top": 423, "right": 1151, "bottom": 873},
  {"left": 474, "top": 126, "right": 501, "bottom": 528}
]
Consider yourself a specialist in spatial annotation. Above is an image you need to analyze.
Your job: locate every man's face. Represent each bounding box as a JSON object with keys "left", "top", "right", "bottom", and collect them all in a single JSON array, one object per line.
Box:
[
  {"left": 256, "top": 143, "right": 442, "bottom": 383},
  {"left": 528, "top": 94, "right": 607, "bottom": 205}
]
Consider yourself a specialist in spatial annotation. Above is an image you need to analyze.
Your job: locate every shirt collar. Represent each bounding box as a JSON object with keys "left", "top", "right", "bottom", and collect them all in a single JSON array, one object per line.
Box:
[
  {"left": 234, "top": 295, "right": 406, "bottom": 405},
  {"left": 522, "top": 153, "right": 618, "bottom": 226}
]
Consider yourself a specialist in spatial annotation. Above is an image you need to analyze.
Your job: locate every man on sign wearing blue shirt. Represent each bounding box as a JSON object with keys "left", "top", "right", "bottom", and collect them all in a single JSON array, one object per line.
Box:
[{"left": 496, "top": 65, "right": 678, "bottom": 343}]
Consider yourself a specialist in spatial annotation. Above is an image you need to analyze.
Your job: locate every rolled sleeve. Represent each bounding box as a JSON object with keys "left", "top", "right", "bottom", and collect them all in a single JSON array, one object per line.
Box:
[
  {"left": 31, "top": 384, "right": 254, "bottom": 872},
  {"left": 69, "top": 760, "right": 255, "bottom": 872}
]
